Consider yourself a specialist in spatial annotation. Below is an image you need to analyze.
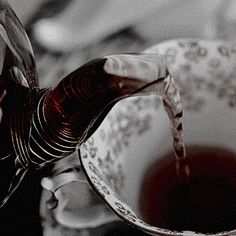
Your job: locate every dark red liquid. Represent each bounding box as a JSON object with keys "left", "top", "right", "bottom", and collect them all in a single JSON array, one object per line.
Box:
[{"left": 139, "top": 145, "right": 236, "bottom": 234}]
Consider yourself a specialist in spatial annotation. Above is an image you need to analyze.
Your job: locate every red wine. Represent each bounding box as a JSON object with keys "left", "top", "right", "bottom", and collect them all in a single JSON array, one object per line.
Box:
[{"left": 139, "top": 145, "right": 236, "bottom": 234}]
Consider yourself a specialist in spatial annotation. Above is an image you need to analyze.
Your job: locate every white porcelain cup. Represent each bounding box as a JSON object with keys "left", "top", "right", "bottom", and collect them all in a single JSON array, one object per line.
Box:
[{"left": 41, "top": 39, "right": 236, "bottom": 236}]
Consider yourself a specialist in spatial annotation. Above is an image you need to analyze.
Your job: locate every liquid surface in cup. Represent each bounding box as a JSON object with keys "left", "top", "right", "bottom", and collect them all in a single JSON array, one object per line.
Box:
[{"left": 139, "top": 145, "right": 236, "bottom": 234}]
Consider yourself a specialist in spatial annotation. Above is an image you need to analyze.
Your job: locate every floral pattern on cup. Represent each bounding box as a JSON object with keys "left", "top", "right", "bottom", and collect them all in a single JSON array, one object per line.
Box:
[{"left": 145, "top": 39, "right": 236, "bottom": 110}]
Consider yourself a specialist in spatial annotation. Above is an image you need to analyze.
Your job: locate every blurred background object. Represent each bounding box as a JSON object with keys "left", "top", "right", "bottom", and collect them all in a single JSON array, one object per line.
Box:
[
  {"left": 7, "top": 0, "right": 46, "bottom": 23},
  {"left": 8, "top": 0, "right": 236, "bottom": 88},
  {"left": 3, "top": 0, "right": 236, "bottom": 235},
  {"left": 29, "top": 0, "right": 228, "bottom": 51},
  {"left": 204, "top": 0, "right": 236, "bottom": 41}
]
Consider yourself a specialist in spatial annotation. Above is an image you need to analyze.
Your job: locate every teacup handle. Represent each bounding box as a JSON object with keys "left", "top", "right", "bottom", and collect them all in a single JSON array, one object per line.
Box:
[
  {"left": 41, "top": 165, "right": 120, "bottom": 228},
  {"left": 41, "top": 165, "right": 87, "bottom": 192}
]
